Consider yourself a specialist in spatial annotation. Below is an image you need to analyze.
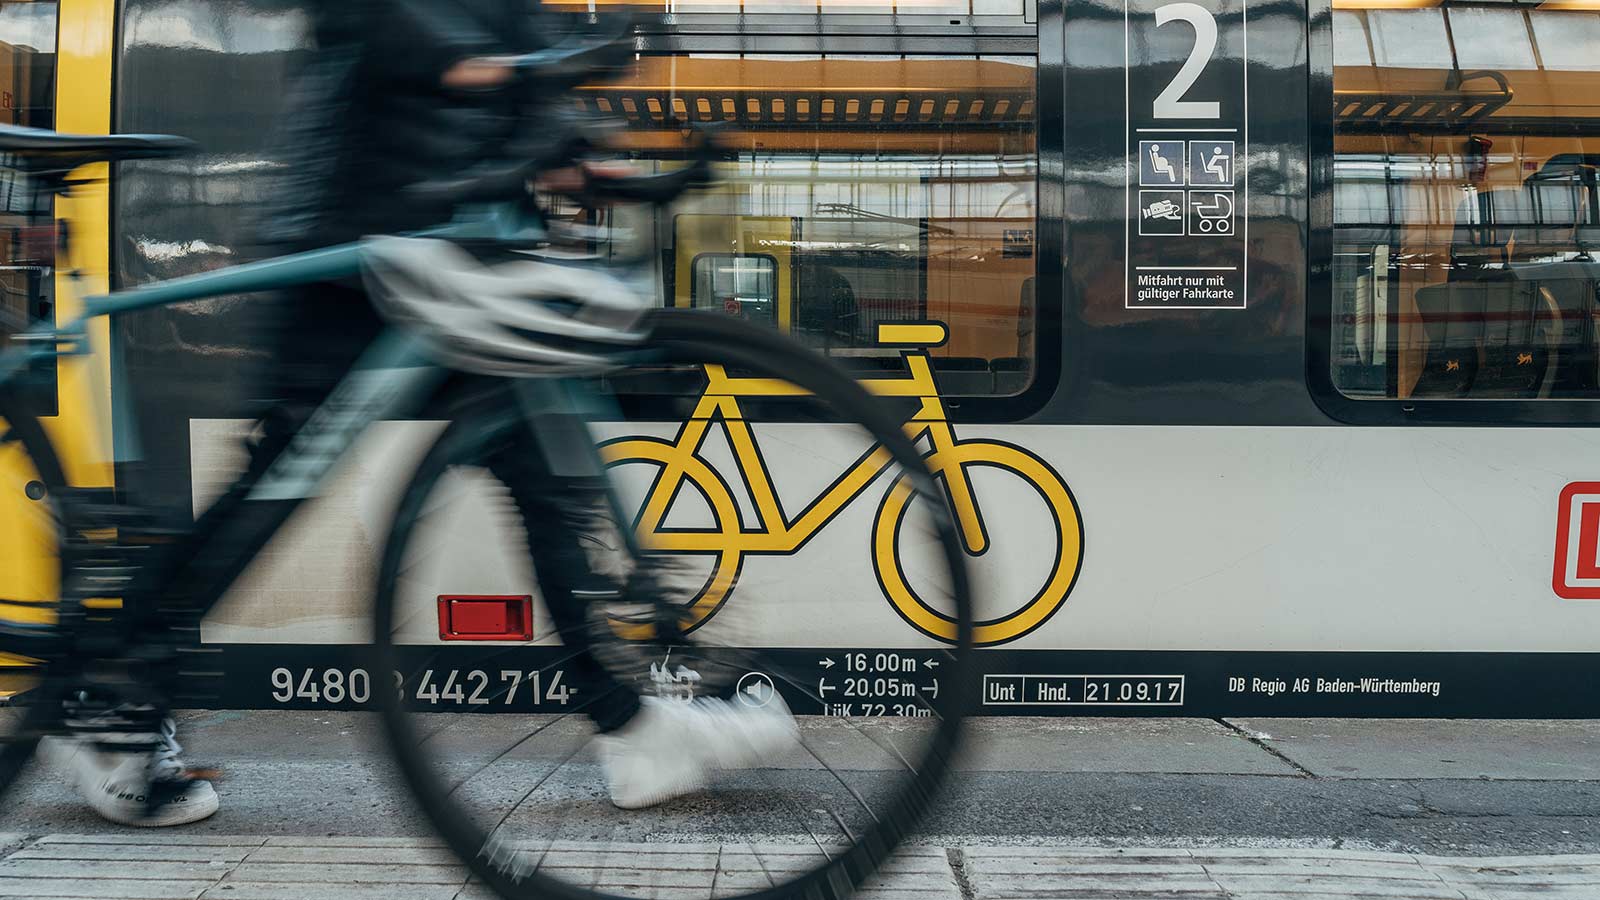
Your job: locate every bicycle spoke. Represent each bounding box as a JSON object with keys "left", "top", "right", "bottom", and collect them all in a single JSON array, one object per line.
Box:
[
  {"left": 696, "top": 636, "right": 936, "bottom": 857},
  {"left": 658, "top": 635, "right": 890, "bottom": 825},
  {"left": 391, "top": 592, "right": 595, "bottom": 651},
  {"left": 792, "top": 734, "right": 881, "bottom": 826},
  {"left": 394, "top": 647, "right": 447, "bottom": 698},
  {"left": 398, "top": 642, "right": 601, "bottom": 760},
  {"left": 389, "top": 616, "right": 597, "bottom": 695},
  {"left": 440, "top": 683, "right": 627, "bottom": 800},
  {"left": 686, "top": 636, "right": 938, "bottom": 775},
  {"left": 478, "top": 738, "right": 589, "bottom": 880},
  {"left": 371, "top": 310, "right": 974, "bottom": 900},
  {"left": 442, "top": 710, "right": 579, "bottom": 801},
  {"left": 419, "top": 677, "right": 589, "bottom": 776},
  {"left": 823, "top": 808, "right": 856, "bottom": 845},
  {"left": 480, "top": 732, "right": 588, "bottom": 841},
  {"left": 744, "top": 836, "right": 778, "bottom": 889},
  {"left": 689, "top": 639, "right": 951, "bottom": 849},
  {"left": 769, "top": 768, "right": 846, "bottom": 855}
]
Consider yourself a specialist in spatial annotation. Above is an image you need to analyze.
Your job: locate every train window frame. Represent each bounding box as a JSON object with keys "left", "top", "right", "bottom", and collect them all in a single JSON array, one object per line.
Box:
[
  {"left": 0, "top": 0, "right": 60, "bottom": 418},
  {"left": 1305, "top": 0, "right": 1600, "bottom": 427},
  {"left": 609, "top": 23, "right": 1064, "bottom": 425},
  {"left": 688, "top": 252, "right": 781, "bottom": 326}
]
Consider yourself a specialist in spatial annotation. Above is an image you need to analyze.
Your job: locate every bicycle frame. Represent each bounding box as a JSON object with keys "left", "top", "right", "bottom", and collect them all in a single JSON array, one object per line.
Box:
[
  {"left": 600, "top": 321, "right": 1081, "bottom": 646},
  {"left": 0, "top": 202, "right": 541, "bottom": 389},
  {"left": 4, "top": 185, "right": 1076, "bottom": 649},
  {"left": 625, "top": 334, "right": 989, "bottom": 558},
  {"left": 0, "top": 200, "right": 608, "bottom": 628}
]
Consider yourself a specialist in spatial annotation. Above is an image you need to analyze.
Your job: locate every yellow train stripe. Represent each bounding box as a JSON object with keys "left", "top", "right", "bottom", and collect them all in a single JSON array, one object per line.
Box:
[
  {"left": 46, "top": 0, "right": 116, "bottom": 488},
  {"left": 876, "top": 323, "right": 948, "bottom": 346}
]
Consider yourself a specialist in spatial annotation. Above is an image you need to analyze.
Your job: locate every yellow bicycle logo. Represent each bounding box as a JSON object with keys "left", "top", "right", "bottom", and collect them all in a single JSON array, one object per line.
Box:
[{"left": 600, "top": 322, "right": 1083, "bottom": 646}]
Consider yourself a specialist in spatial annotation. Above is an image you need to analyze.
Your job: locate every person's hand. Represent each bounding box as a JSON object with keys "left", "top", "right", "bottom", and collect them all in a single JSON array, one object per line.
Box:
[
  {"left": 536, "top": 166, "right": 587, "bottom": 194},
  {"left": 584, "top": 161, "right": 640, "bottom": 180},
  {"left": 535, "top": 161, "right": 642, "bottom": 195},
  {"left": 441, "top": 56, "right": 517, "bottom": 89}
]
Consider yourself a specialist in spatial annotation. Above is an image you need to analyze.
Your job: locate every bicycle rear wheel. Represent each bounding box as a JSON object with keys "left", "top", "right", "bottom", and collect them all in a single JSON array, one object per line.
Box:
[
  {"left": 0, "top": 398, "right": 68, "bottom": 805},
  {"left": 373, "top": 310, "right": 974, "bottom": 900}
]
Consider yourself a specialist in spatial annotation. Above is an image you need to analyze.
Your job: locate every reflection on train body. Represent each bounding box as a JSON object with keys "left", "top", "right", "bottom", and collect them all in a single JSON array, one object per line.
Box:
[{"left": 569, "top": 53, "right": 1040, "bottom": 397}]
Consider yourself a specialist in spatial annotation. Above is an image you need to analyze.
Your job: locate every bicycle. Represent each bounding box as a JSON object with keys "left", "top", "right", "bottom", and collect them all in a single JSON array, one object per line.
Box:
[
  {"left": 601, "top": 321, "right": 1083, "bottom": 647},
  {"left": 0, "top": 30, "right": 974, "bottom": 900}
]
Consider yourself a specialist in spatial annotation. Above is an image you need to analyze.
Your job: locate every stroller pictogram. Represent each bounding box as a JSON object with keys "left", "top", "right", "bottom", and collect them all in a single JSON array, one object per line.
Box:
[{"left": 1191, "top": 191, "right": 1234, "bottom": 234}]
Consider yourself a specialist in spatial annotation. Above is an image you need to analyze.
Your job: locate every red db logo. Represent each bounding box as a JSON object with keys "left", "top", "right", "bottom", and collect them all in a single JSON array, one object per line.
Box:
[{"left": 1553, "top": 482, "right": 1600, "bottom": 599}]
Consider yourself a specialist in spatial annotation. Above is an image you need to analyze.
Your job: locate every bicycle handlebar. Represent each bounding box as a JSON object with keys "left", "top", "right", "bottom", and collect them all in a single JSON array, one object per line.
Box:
[
  {"left": 404, "top": 122, "right": 720, "bottom": 213},
  {"left": 504, "top": 16, "right": 636, "bottom": 87},
  {"left": 403, "top": 14, "right": 719, "bottom": 215},
  {"left": 575, "top": 131, "right": 719, "bottom": 206}
]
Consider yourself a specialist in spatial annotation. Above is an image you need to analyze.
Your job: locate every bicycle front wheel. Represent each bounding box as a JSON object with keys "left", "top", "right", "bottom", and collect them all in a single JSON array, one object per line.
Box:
[{"left": 373, "top": 310, "right": 974, "bottom": 900}]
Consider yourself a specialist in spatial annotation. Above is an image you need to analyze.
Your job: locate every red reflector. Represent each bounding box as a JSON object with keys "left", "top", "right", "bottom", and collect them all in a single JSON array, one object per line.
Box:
[{"left": 437, "top": 595, "right": 533, "bottom": 641}]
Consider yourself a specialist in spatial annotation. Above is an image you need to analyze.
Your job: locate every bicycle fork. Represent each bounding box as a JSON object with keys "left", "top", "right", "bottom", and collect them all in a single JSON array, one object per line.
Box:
[{"left": 906, "top": 401, "right": 987, "bottom": 557}]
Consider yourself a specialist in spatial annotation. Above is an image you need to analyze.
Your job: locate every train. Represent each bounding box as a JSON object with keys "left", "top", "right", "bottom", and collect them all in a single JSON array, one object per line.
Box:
[{"left": 2, "top": 0, "right": 1598, "bottom": 717}]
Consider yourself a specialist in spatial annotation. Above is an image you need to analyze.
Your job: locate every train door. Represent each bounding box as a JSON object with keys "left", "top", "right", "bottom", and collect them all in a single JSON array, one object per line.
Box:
[{"left": 0, "top": 0, "right": 116, "bottom": 684}]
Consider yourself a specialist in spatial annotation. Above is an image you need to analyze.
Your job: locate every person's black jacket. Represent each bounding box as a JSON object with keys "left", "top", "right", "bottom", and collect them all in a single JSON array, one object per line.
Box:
[{"left": 259, "top": 0, "right": 556, "bottom": 250}]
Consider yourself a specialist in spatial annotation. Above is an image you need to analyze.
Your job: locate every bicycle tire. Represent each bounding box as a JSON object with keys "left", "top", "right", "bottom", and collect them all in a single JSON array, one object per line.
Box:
[
  {"left": 0, "top": 397, "right": 69, "bottom": 807},
  {"left": 877, "top": 440, "right": 1083, "bottom": 647},
  {"left": 373, "top": 309, "right": 975, "bottom": 900}
]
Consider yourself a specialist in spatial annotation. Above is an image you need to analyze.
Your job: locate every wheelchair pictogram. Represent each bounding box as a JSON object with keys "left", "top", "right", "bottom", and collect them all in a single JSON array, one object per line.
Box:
[{"left": 599, "top": 322, "right": 1085, "bottom": 647}]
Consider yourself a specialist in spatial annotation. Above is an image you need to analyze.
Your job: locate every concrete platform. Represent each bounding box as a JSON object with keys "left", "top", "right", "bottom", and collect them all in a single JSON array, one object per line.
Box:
[
  {"left": 958, "top": 717, "right": 1296, "bottom": 775},
  {"left": 6, "top": 711, "right": 1600, "bottom": 878},
  {"left": 2, "top": 834, "right": 1598, "bottom": 899},
  {"left": 961, "top": 846, "right": 1600, "bottom": 900},
  {"left": 1227, "top": 718, "right": 1600, "bottom": 780}
]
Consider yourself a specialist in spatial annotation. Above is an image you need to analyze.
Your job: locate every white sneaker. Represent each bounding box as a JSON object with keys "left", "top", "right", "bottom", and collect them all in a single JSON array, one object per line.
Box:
[
  {"left": 44, "top": 718, "right": 219, "bottom": 827},
  {"left": 596, "top": 694, "right": 798, "bottom": 809}
]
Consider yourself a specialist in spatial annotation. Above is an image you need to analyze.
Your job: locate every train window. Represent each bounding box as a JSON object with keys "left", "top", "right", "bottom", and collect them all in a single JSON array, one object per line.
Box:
[
  {"left": 0, "top": 0, "right": 57, "bottom": 416},
  {"left": 691, "top": 254, "right": 779, "bottom": 326},
  {"left": 1330, "top": 2, "right": 1600, "bottom": 402},
  {"left": 548, "top": 0, "right": 1023, "bottom": 13},
  {"left": 577, "top": 52, "right": 1040, "bottom": 397}
]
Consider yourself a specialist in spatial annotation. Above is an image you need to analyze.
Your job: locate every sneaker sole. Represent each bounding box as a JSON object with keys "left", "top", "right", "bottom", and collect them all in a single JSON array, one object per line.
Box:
[{"left": 94, "top": 790, "right": 221, "bottom": 828}]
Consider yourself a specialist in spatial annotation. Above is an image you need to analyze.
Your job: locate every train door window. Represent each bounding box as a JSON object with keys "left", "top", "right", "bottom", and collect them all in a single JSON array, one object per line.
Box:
[
  {"left": 581, "top": 52, "right": 1041, "bottom": 400},
  {"left": 0, "top": 0, "right": 58, "bottom": 415},
  {"left": 691, "top": 254, "right": 778, "bottom": 326},
  {"left": 1329, "top": 2, "right": 1600, "bottom": 403},
  {"left": 549, "top": 0, "right": 1021, "bottom": 13}
]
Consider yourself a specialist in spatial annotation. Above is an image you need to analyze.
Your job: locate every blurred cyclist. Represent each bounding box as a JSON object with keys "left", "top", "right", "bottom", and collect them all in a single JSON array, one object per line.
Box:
[{"left": 50, "top": 0, "right": 793, "bottom": 827}]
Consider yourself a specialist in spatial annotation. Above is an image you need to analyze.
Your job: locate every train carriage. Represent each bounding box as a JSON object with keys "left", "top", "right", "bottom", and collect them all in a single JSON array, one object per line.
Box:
[{"left": 1, "top": 0, "right": 1597, "bottom": 716}]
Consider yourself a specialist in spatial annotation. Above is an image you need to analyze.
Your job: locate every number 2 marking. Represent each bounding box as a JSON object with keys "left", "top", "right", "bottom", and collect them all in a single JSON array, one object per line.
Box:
[
  {"left": 467, "top": 670, "right": 489, "bottom": 705},
  {"left": 1153, "top": 3, "right": 1220, "bottom": 119}
]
